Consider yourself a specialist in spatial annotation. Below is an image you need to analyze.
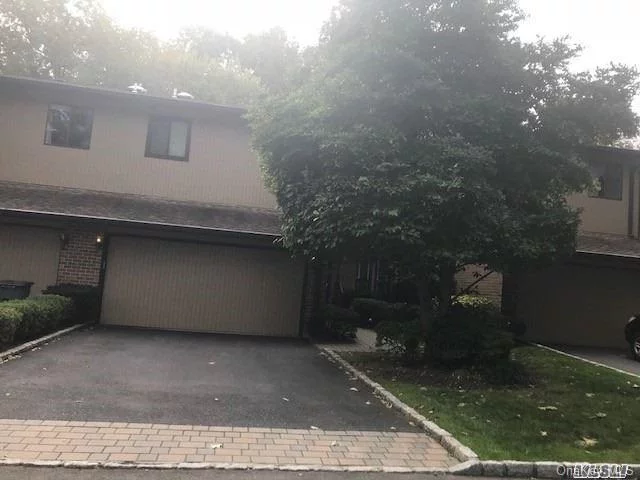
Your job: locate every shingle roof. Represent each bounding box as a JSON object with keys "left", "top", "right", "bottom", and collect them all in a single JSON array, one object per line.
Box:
[
  {"left": 2, "top": 181, "right": 639, "bottom": 254},
  {"left": 0, "top": 75, "right": 247, "bottom": 116},
  {"left": 577, "top": 231, "right": 640, "bottom": 258},
  {"left": 0, "top": 181, "right": 281, "bottom": 236}
]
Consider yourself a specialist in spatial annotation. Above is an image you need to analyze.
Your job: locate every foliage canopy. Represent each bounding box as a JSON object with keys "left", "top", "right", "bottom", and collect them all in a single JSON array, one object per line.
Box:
[{"left": 250, "top": 0, "right": 640, "bottom": 323}]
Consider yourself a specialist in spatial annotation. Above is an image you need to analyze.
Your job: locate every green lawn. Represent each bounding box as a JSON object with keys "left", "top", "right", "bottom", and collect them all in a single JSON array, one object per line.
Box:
[{"left": 346, "top": 346, "right": 640, "bottom": 462}]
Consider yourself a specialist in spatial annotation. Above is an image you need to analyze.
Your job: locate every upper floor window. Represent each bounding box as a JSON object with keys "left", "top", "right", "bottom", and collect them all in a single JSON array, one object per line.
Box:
[
  {"left": 44, "top": 105, "right": 93, "bottom": 149},
  {"left": 589, "top": 161, "right": 623, "bottom": 201},
  {"left": 145, "top": 117, "right": 191, "bottom": 161}
]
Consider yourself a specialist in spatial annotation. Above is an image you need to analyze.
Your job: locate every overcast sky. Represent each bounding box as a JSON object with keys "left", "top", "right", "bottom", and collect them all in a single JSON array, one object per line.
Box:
[{"left": 101, "top": 0, "right": 640, "bottom": 108}]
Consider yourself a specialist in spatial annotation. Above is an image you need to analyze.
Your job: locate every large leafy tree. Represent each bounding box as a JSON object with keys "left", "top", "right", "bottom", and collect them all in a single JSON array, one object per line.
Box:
[
  {"left": 0, "top": 0, "right": 265, "bottom": 104},
  {"left": 250, "top": 0, "right": 640, "bottom": 332}
]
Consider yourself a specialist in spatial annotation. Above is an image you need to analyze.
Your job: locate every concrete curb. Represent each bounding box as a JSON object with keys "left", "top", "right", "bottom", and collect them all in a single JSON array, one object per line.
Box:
[
  {"left": 532, "top": 343, "right": 640, "bottom": 379},
  {"left": 0, "top": 459, "right": 451, "bottom": 473},
  {"left": 453, "top": 460, "right": 640, "bottom": 478},
  {"left": 0, "top": 323, "right": 88, "bottom": 363},
  {"left": 316, "top": 345, "right": 478, "bottom": 464}
]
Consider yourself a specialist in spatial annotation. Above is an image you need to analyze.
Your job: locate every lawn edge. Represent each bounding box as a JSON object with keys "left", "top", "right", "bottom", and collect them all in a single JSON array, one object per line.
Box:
[
  {"left": 316, "top": 345, "right": 479, "bottom": 464},
  {"left": 531, "top": 342, "right": 640, "bottom": 379},
  {"left": 0, "top": 323, "right": 89, "bottom": 363}
]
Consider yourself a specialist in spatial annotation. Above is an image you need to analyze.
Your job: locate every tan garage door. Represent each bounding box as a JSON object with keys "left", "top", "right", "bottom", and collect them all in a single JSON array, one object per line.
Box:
[
  {"left": 0, "top": 225, "right": 61, "bottom": 296},
  {"left": 101, "top": 236, "right": 305, "bottom": 337},
  {"left": 518, "top": 263, "right": 640, "bottom": 348}
]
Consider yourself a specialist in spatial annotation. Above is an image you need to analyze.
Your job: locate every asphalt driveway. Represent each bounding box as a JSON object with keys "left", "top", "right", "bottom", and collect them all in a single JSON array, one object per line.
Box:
[
  {"left": 0, "top": 327, "right": 416, "bottom": 431},
  {"left": 555, "top": 345, "right": 640, "bottom": 377}
]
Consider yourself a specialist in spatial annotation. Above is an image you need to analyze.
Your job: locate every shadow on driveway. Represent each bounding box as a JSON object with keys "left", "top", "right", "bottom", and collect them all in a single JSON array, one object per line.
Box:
[{"left": 0, "top": 327, "right": 417, "bottom": 431}]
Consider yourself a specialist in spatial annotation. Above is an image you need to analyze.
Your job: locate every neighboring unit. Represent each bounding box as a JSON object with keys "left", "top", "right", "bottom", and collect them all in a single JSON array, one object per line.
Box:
[
  {"left": 512, "top": 147, "right": 640, "bottom": 349},
  {"left": 0, "top": 75, "right": 307, "bottom": 337}
]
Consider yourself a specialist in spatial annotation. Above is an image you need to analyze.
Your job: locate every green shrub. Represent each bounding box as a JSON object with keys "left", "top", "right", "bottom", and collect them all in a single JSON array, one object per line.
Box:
[
  {"left": 0, "top": 304, "right": 21, "bottom": 345},
  {"left": 372, "top": 301, "right": 422, "bottom": 360},
  {"left": 351, "top": 298, "right": 395, "bottom": 327},
  {"left": 43, "top": 284, "right": 100, "bottom": 323},
  {"left": 0, "top": 295, "right": 74, "bottom": 346},
  {"left": 426, "top": 295, "right": 515, "bottom": 365},
  {"left": 310, "top": 304, "right": 359, "bottom": 340}
]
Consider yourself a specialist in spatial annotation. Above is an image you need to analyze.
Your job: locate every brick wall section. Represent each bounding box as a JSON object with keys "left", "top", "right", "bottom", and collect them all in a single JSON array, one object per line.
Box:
[
  {"left": 455, "top": 264, "right": 503, "bottom": 305},
  {"left": 56, "top": 229, "right": 103, "bottom": 286}
]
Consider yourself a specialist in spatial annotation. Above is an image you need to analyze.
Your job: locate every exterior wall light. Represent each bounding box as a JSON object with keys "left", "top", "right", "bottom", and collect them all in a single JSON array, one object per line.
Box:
[{"left": 96, "top": 233, "right": 105, "bottom": 250}]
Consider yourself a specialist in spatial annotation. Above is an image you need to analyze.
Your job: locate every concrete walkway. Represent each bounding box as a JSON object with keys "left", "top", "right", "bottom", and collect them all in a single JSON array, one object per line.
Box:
[
  {"left": 316, "top": 329, "right": 380, "bottom": 353},
  {"left": 0, "top": 419, "right": 456, "bottom": 469}
]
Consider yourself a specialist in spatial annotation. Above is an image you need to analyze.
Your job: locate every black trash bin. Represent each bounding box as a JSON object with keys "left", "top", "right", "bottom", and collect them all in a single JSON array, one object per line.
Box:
[{"left": 0, "top": 281, "right": 34, "bottom": 301}]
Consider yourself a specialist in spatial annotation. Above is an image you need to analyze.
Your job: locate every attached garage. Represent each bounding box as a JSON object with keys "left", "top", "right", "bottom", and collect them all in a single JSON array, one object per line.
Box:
[
  {"left": 0, "top": 225, "right": 61, "bottom": 296},
  {"left": 101, "top": 236, "right": 305, "bottom": 337},
  {"left": 517, "top": 260, "right": 640, "bottom": 349}
]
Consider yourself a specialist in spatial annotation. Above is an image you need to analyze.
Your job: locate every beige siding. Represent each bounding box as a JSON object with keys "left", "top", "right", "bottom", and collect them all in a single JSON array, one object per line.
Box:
[
  {"left": 568, "top": 165, "right": 630, "bottom": 236},
  {"left": 101, "top": 236, "right": 305, "bottom": 337},
  {"left": 0, "top": 225, "right": 61, "bottom": 296},
  {"left": 517, "top": 264, "right": 637, "bottom": 348},
  {"left": 0, "top": 94, "right": 276, "bottom": 209},
  {"left": 456, "top": 265, "right": 503, "bottom": 305}
]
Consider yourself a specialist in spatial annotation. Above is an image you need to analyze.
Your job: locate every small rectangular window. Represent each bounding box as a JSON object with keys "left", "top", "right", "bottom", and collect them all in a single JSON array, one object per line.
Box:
[
  {"left": 145, "top": 117, "right": 191, "bottom": 161},
  {"left": 588, "top": 161, "right": 623, "bottom": 201},
  {"left": 44, "top": 104, "right": 93, "bottom": 149}
]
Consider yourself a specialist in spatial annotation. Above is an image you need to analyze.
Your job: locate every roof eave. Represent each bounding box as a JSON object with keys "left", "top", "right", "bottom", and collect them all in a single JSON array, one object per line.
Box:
[{"left": 0, "top": 208, "right": 281, "bottom": 238}]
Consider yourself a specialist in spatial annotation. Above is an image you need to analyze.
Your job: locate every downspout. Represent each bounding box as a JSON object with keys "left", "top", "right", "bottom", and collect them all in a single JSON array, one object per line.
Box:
[{"left": 631, "top": 165, "right": 638, "bottom": 238}]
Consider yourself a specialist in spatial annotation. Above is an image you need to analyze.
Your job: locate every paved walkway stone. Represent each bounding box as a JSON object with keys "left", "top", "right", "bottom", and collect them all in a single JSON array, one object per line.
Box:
[
  {"left": 0, "top": 419, "right": 457, "bottom": 469},
  {"left": 317, "top": 328, "right": 382, "bottom": 353}
]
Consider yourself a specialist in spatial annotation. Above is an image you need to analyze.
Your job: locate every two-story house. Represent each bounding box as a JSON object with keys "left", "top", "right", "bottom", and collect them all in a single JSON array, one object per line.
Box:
[
  {"left": 0, "top": 75, "right": 308, "bottom": 337},
  {"left": 457, "top": 146, "right": 640, "bottom": 349}
]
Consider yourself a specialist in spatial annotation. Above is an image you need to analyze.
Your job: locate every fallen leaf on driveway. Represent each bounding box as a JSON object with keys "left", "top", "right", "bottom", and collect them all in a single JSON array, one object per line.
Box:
[
  {"left": 282, "top": 397, "right": 290, "bottom": 402},
  {"left": 210, "top": 444, "right": 223, "bottom": 450},
  {"left": 537, "top": 406, "right": 558, "bottom": 411},
  {"left": 349, "top": 387, "right": 359, "bottom": 392}
]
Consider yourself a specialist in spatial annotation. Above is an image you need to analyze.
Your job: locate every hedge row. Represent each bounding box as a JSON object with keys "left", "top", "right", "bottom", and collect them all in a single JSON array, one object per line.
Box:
[{"left": 0, "top": 295, "right": 74, "bottom": 346}]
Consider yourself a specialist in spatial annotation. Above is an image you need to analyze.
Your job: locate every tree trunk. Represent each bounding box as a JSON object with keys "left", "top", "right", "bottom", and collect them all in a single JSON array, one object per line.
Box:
[
  {"left": 437, "top": 263, "right": 457, "bottom": 317},
  {"left": 417, "top": 276, "right": 432, "bottom": 338},
  {"left": 324, "top": 262, "right": 334, "bottom": 304},
  {"left": 333, "top": 262, "right": 343, "bottom": 303}
]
